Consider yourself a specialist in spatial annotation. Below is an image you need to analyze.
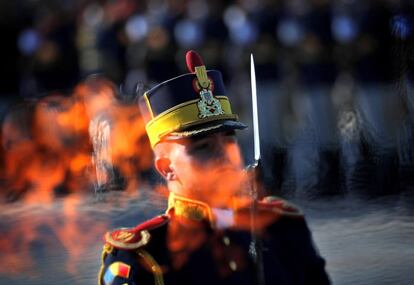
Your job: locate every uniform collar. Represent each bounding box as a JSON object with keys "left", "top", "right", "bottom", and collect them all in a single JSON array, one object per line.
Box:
[{"left": 166, "top": 193, "right": 235, "bottom": 229}]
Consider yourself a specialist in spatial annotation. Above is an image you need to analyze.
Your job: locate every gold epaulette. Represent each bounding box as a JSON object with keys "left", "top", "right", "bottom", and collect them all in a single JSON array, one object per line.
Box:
[
  {"left": 259, "top": 196, "right": 303, "bottom": 218},
  {"left": 104, "top": 215, "right": 169, "bottom": 250},
  {"left": 104, "top": 228, "right": 151, "bottom": 250}
]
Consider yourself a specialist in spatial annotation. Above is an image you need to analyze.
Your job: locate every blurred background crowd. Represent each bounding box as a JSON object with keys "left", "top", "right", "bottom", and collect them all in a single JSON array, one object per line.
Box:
[{"left": 0, "top": 0, "right": 414, "bottom": 201}]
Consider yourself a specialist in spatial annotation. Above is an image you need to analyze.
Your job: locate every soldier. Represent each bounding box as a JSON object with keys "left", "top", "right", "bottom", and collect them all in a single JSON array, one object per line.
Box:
[{"left": 98, "top": 51, "right": 330, "bottom": 285}]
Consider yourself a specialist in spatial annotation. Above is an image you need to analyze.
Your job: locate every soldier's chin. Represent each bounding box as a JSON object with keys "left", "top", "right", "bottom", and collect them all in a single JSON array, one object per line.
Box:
[
  {"left": 200, "top": 185, "right": 242, "bottom": 208},
  {"left": 183, "top": 168, "right": 245, "bottom": 205}
]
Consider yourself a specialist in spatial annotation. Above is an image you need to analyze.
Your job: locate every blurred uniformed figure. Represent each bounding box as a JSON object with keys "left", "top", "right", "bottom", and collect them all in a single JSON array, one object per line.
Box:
[
  {"left": 76, "top": 76, "right": 125, "bottom": 193},
  {"left": 348, "top": 1, "right": 401, "bottom": 195},
  {"left": 98, "top": 51, "right": 330, "bottom": 285},
  {"left": 291, "top": 0, "right": 341, "bottom": 197}
]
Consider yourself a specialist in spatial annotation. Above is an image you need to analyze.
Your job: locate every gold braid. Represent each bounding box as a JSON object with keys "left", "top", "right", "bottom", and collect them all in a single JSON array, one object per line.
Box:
[
  {"left": 137, "top": 249, "right": 165, "bottom": 285},
  {"left": 98, "top": 243, "right": 114, "bottom": 285}
]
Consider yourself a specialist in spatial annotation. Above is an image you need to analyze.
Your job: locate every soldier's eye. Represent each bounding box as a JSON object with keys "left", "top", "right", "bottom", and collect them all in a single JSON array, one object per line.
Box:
[
  {"left": 223, "top": 132, "right": 237, "bottom": 143},
  {"left": 187, "top": 141, "right": 211, "bottom": 155}
]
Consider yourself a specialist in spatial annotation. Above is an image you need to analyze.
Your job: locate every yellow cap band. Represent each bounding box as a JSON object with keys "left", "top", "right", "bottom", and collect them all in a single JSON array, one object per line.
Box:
[{"left": 146, "top": 96, "right": 236, "bottom": 147}]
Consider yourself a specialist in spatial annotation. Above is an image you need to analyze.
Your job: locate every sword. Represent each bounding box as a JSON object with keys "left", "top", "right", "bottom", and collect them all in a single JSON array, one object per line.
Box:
[
  {"left": 251, "top": 54, "right": 261, "bottom": 166},
  {"left": 248, "top": 54, "right": 265, "bottom": 285}
]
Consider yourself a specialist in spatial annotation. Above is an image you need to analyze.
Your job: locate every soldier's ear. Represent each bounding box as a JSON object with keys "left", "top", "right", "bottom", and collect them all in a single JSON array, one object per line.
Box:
[{"left": 155, "top": 157, "right": 176, "bottom": 181}]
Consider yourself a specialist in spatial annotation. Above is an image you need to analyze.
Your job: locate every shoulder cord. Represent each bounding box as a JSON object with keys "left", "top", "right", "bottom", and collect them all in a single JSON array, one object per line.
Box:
[{"left": 137, "top": 249, "right": 165, "bottom": 285}]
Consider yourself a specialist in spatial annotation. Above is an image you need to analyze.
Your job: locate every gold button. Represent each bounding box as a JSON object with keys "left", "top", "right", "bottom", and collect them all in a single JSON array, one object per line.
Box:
[
  {"left": 223, "top": 236, "right": 230, "bottom": 246},
  {"left": 229, "top": 260, "right": 237, "bottom": 271}
]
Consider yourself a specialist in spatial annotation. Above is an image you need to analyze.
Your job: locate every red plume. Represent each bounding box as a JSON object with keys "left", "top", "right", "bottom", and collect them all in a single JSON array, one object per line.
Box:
[{"left": 186, "top": 50, "right": 204, "bottom": 73}]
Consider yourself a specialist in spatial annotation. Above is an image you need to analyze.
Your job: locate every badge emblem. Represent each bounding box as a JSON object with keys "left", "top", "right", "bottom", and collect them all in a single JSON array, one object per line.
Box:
[
  {"left": 193, "top": 73, "right": 224, "bottom": 118},
  {"left": 197, "top": 89, "right": 224, "bottom": 118}
]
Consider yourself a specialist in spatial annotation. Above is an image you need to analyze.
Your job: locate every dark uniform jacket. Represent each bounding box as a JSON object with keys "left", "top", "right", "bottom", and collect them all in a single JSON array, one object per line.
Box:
[{"left": 98, "top": 193, "right": 330, "bottom": 285}]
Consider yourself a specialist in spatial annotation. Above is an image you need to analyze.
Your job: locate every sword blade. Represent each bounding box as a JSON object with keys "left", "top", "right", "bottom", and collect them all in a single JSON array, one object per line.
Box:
[{"left": 250, "top": 54, "right": 261, "bottom": 163}]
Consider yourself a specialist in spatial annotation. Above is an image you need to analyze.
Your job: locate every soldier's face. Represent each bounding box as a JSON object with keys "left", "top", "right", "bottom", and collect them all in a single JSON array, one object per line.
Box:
[{"left": 160, "top": 131, "right": 245, "bottom": 206}]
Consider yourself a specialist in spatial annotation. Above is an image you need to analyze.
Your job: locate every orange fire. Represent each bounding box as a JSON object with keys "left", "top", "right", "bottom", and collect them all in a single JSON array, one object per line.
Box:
[
  {"left": 0, "top": 76, "right": 153, "bottom": 278},
  {"left": 1, "top": 76, "right": 153, "bottom": 202}
]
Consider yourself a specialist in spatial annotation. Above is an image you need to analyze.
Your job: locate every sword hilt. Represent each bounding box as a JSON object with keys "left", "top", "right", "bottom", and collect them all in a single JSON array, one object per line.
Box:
[{"left": 245, "top": 160, "right": 265, "bottom": 200}]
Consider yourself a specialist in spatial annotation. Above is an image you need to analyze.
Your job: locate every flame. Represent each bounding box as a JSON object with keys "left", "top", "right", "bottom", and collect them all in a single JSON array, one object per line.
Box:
[
  {"left": 109, "top": 103, "right": 153, "bottom": 193},
  {"left": 0, "top": 76, "right": 153, "bottom": 280},
  {"left": 1, "top": 76, "right": 152, "bottom": 202}
]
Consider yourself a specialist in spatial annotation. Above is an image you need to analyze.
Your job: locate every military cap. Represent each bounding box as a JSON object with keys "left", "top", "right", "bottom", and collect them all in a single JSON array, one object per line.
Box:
[{"left": 138, "top": 50, "right": 247, "bottom": 148}]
